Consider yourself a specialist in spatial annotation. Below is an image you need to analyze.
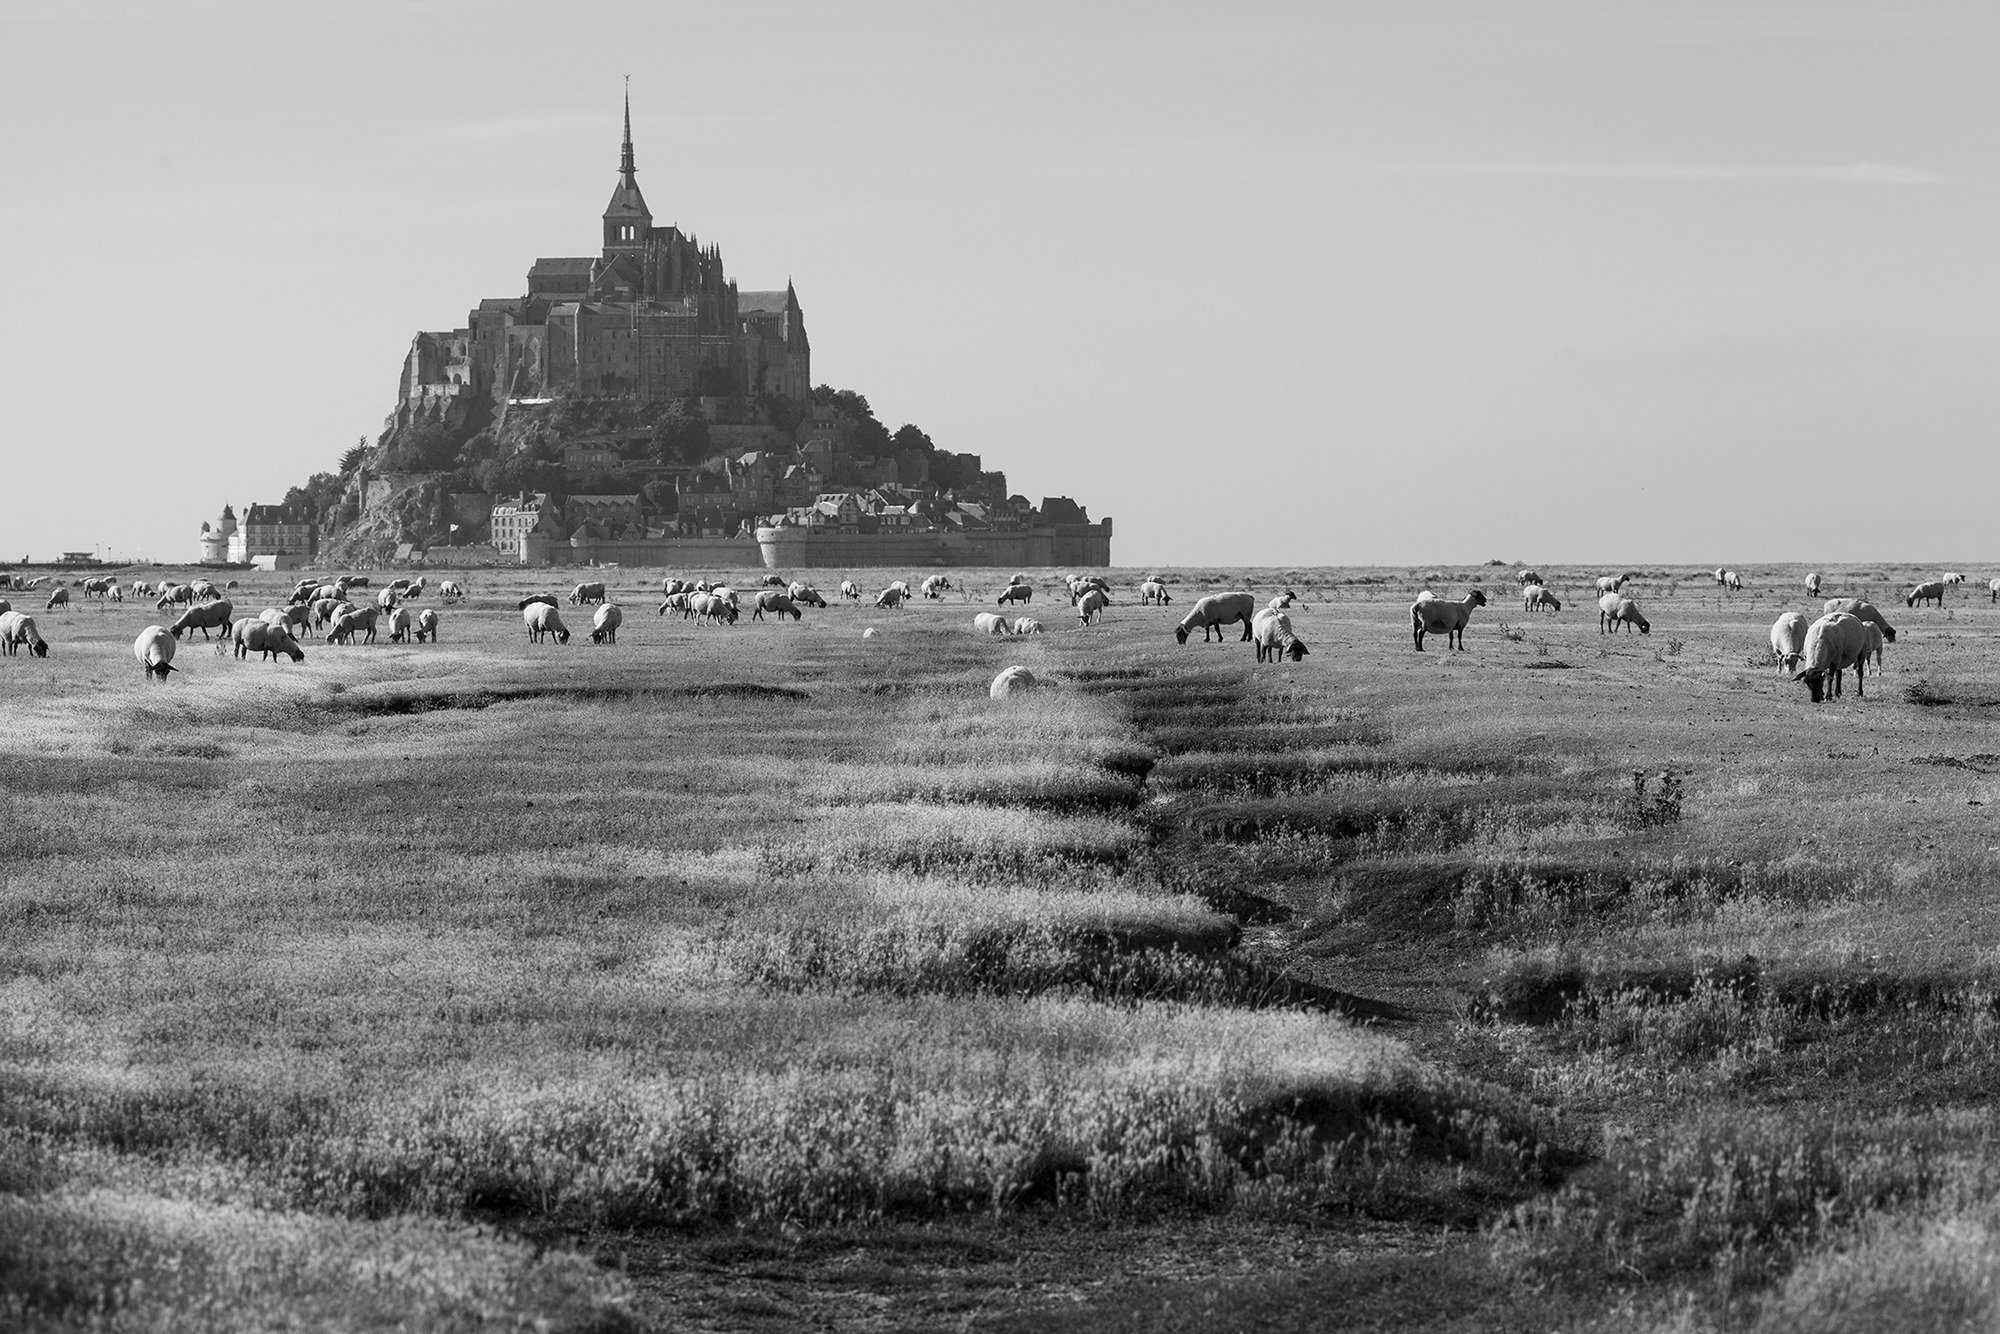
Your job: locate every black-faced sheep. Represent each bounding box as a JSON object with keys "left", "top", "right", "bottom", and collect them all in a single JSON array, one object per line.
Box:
[
  {"left": 1795, "top": 612, "right": 1871, "bottom": 702},
  {"left": 524, "top": 602, "right": 571, "bottom": 643},
  {"left": 385, "top": 608, "right": 413, "bottom": 643},
  {"left": 997, "top": 585, "right": 1034, "bottom": 606},
  {"left": 134, "top": 625, "right": 176, "bottom": 678},
  {"left": 875, "top": 586, "right": 908, "bottom": 610},
  {"left": 590, "top": 603, "right": 623, "bottom": 643},
  {"left": 1077, "top": 588, "right": 1110, "bottom": 626},
  {"left": 1522, "top": 585, "right": 1561, "bottom": 613},
  {"left": 1139, "top": 580, "right": 1172, "bottom": 605},
  {"left": 169, "top": 600, "right": 233, "bottom": 641},
  {"left": 840, "top": 580, "right": 861, "bottom": 600},
  {"left": 1411, "top": 591, "right": 1487, "bottom": 651},
  {"left": 1907, "top": 580, "right": 1946, "bottom": 609},
  {"left": 43, "top": 587, "right": 68, "bottom": 610},
  {"left": 569, "top": 581, "right": 607, "bottom": 605},
  {"left": 1598, "top": 594, "right": 1650, "bottom": 635},
  {"left": 921, "top": 575, "right": 952, "bottom": 599},
  {"left": 788, "top": 582, "right": 828, "bottom": 608},
  {"left": 414, "top": 608, "right": 439, "bottom": 643},
  {"left": 1252, "top": 607, "right": 1308, "bottom": 663},
  {"left": 518, "top": 593, "right": 559, "bottom": 611},
  {"left": 0, "top": 611, "right": 49, "bottom": 658},
  {"left": 973, "top": 612, "right": 1013, "bottom": 636},
  {"left": 326, "top": 606, "right": 379, "bottom": 645},
  {"left": 1175, "top": 592, "right": 1257, "bottom": 644},
  {"left": 234, "top": 620, "right": 305, "bottom": 662},
  {"left": 1805, "top": 572, "right": 1822, "bottom": 598},
  {"left": 752, "top": 591, "right": 801, "bottom": 622},
  {"left": 1769, "top": 612, "right": 1808, "bottom": 673},
  {"left": 1822, "top": 599, "right": 1896, "bottom": 654}
]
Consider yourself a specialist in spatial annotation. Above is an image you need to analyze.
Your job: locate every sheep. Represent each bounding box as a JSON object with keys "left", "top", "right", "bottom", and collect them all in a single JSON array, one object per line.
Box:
[
  {"left": 154, "top": 585, "right": 190, "bottom": 609},
  {"left": 404, "top": 577, "right": 426, "bottom": 599},
  {"left": 1266, "top": 590, "right": 1298, "bottom": 611},
  {"left": 0, "top": 598, "right": 9, "bottom": 615},
  {"left": 1794, "top": 612, "right": 1872, "bottom": 703},
  {"left": 438, "top": 580, "right": 466, "bottom": 600},
  {"left": 997, "top": 584, "right": 1034, "bottom": 606},
  {"left": 524, "top": 602, "right": 571, "bottom": 643},
  {"left": 788, "top": 582, "right": 827, "bottom": 608},
  {"left": 1822, "top": 599, "right": 1896, "bottom": 654},
  {"left": 134, "top": 625, "right": 176, "bottom": 678},
  {"left": 590, "top": 603, "right": 624, "bottom": 643},
  {"left": 1007, "top": 573, "right": 1029, "bottom": 587},
  {"left": 1806, "top": 571, "right": 1823, "bottom": 598},
  {"left": 234, "top": 620, "right": 305, "bottom": 662},
  {"left": 1077, "top": 588, "right": 1110, "bottom": 626},
  {"left": 1860, "top": 622, "right": 1886, "bottom": 675},
  {"left": 569, "top": 580, "right": 608, "bottom": 605},
  {"left": 1516, "top": 569, "right": 1543, "bottom": 587},
  {"left": 1139, "top": 580, "right": 1173, "bottom": 605},
  {"left": 1991, "top": 577, "right": 2000, "bottom": 604},
  {"left": 840, "top": 580, "right": 861, "bottom": 600},
  {"left": 342, "top": 576, "right": 370, "bottom": 588},
  {"left": 874, "top": 586, "right": 908, "bottom": 610},
  {"left": 518, "top": 593, "right": 558, "bottom": 611},
  {"left": 1252, "top": 607, "right": 1308, "bottom": 663},
  {"left": 1769, "top": 612, "right": 1809, "bottom": 674},
  {"left": 989, "top": 665, "right": 1038, "bottom": 699},
  {"left": 1175, "top": 592, "right": 1257, "bottom": 644},
  {"left": 271, "top": 603, "right": 312, "bottom": 637},
  {"left": 312, "top": 598, "right": 351, "bottom": 631},
  {"left": 128, "top": 580, "right": 153, "bottom": 597},
  {"left": 657, "top": 592, "right": 692, "bottom": 618},
  {"left": 1907, "top": 580, "right": 1946, "bottom": 609},
  {"left": 710, "top": 585, "right": 741, "bottom": 610},
  {"left": 690, "top": 593, "right": 738, "bottom": 626},
  {"left": 0, "top": 611, "right": 49, "bottom": 658},
  {"left": 1597, "top": 592, "right": 1649, "bottom": 634},
  {"left": 1411, "top": 590, "right": 1487, "bottom": 651},
  {"left": 1067, "top": 575, "right": 1110, "bottom": 605},
  {"left": 188, "top": 579, "right": 218, "bottom": 601},
  {"left": 1723, "top": 570, "right": 1743, "bottom": 592},
  {"left": 973, "top": 612, "right": 1013, "bottom": 636},
  {"left": 376, "top": 587, "right": 398, "bottom": 612},
  {"left": 759, "top": 574, "right": 787, "bottom": 588},
  {"left": 1013, "top": 617, "right": 1044, "bottom": 635},
  {"left": 414, "top": 609, "right": 439, "bottom": 642},
  {"left": 106, "top": 583, "right": 122, "bottom": 603},
  {"left": 1522, "top": 585, "right": 1561, "bottom": 613},
  {"left": 326, "top": 606, "right": 379, "bottom": 645},
  {"left": 80, "top": 576, "right": 113, "bottom": 599},
  {"left": 752, "top": 590, "right": 801, "bottom": 621},
  {"left": 921, "top": 574, "right": 951, "bottom": 599},
  {"left": 45, "top": 587, "right": 69, "bottom": 610},
  {"left": 385, "top": 608, "right": 413, "bottom": 643},
  {"left": 1595, "top": 575, "right": 1626, "bottom": 595},
  {"left": 886, "top": 579, "right": 913, "bottom": 602},
  {"left": 169, "top": 599, "right": 233, "bottom": 641},
  {"left": 862, "top": 627, "right": 879, "bottom": 639},
  {"left": 1944, "top": 572, "right": 1966, "bottom": 585}
]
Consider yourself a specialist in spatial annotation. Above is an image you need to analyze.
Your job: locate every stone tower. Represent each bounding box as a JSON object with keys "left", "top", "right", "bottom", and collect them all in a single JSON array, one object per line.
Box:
[{"left": 602, "top": 81, "right": 651, "bottom": 257}]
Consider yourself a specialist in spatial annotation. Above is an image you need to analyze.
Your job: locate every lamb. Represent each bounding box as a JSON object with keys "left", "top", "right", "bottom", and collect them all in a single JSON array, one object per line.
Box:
[
  {"left": 524, "top": 602, "right": 571, "bottom": 643},
  {"left": 45, "top": 587, "right": 69, "bottom": 609},
  {"left": 973, "top": 611, "right": 1013, "bottom": 636},
  {"left": 1595, "top": 575, "right": 1627, "bottom": 595},
  {"left": 326, "top": 606, "right": 379, "bottom": 645},
  {"left": 752, "top": 590, "right": 801, "bottom": 621},
  {"left": 1077, "top": 588, "right": 1110, "bottom": 625},
  {"left": 921, "top": 574, "right": 951, "bottom": 599},
  {"left": 1013, "top": 617, "right": 1044, "bottom": 635},
  {"left": 569, "top": 581, "right": 608, "bottom": 605},
  {"left": 1597, "top": 593, "right": 1649, "bottom": 634},
  {"left": 1139, "top": 580, "right": 1172, "bottom": 605},
  {"left": 590, "top": 603, "right": 623, "bottom": 643},
  {"left": 414, "top": 609, "right": 439, "bottom": 643},
  {"left": 989, "top": 665, "right": 1038, "bottom": 699},
  {"left": 788, "top": 582, "right": 828, "bottom": 608},
  {"left": 1794, "top": 612, "right": 1872, "bottom": 702},
  {"left": 1175, "top": 592, "right": 1258, "bottom": 644},
  {"left": 1907, "top": 580, "right": 1946, "bottom": 609},
  {"left": 997, "top": 584, "right": 1034, "bottom": 606},
  {"left": 840, "top": 580, "right": 861, "bottom": 600},
  {"left": 1822, "top": 599, "right": 1896, "bottom": 655},
  {"left": 233, "top": 620, "right": 305, "bottom": 662},
  {"left": 1251, "top": 607, "right": 1308, "bottom": 663},
  {"left": 875, "top": 586, "right": 908, "bottom": 610},
  {"left": 657, "top": 592, "right": 692, "bottom": 618},
  {"left": 1411, "top": 590, "right": 1488, "bottom": 651},
  {"left": 133, "top": 625, "right": 176, "bottom": 678},
  {"left": 385, "top": 608, "right": 413, "bottom": 643},
  {"left": 1805, "top": 572, "right": 1823, "bottom": 598},
  {"left": 1522, "top": 585, "right": 1561, "bottom": 613},
  {"left": 169, "top": 599, "right": 233, "bottom": 641},
  {"left": 1266, "top": 590, "right": 1298, "bottom": 610},
  {"left": 0, "top": 611, "right": 49, "bottom": 658},
  {"left": 312, "top": 598, "right": 351, "bottom": 631},
  {"left": 1769, "top": 612, "right": 1809, "bottom": 673}
]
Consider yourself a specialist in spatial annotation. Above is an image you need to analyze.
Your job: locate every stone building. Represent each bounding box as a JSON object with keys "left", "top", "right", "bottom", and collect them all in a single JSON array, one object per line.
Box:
[
  {"left": 230, "top": 504, "right": 316, "bottom": 563},
  {"left": 398, "top": 90, "right": 810, "bottom": 421}
]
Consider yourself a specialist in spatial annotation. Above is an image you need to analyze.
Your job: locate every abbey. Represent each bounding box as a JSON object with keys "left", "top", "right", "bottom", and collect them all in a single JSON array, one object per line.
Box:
[{"left": 398, "top": 93, "right": 809, "bottom": 421}]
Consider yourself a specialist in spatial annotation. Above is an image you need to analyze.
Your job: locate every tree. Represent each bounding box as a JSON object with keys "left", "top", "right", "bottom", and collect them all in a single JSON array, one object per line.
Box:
[
  {"left": 649, "top": 399, "right": 711, "bottom": 466},
  {"left": 340, "top": 438, "right": 367, "bottom": 475}
]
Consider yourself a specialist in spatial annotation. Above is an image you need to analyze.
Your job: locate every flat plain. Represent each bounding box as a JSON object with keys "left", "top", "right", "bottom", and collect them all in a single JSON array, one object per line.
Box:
[{"left": 5, "top": 561, "right": 2000, "bottom": 1332}]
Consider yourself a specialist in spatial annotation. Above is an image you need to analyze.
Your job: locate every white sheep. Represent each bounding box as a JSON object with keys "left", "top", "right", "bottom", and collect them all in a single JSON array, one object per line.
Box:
[
  {"left": 0, "top": 611, "right": 50, "bottom": 658},
  {"left": 1795, "top": 612, "right": 1872, "bottom": 702},
  {"left": 874, "top": 585, "right": 908, "bottom": 610},
  {"left": 45, "top": 587, "right": 69, "bottom": 610},
  {"left": 169, "top": 600, "right": 233, "bottom": 641},
  {"left": 1595, "top": 575, "right": 1626, "bottom": 596},
  {"left": 921, "top": 574, "right": 951, "bottom": 599},
  {"left": 1991, "top": 577, "right": 2000, "bottom": 605},
  {"left": 1944, "top": 572, "right": 1965, "bottom": 585},
  {"left": 385, "top": 607, "right": 414, "bottom": 643},
  {"left": 1907, "top": 580, "right": 1946, "bottom": 608},
  {"left": 590, "top": 603, "right": 623, "bottom": 643},
  {"left": 524, "top": 602, "right": 571, "bottom": 643},
  {"left": 1251, "top": 607, "right": 1308, "bottom": 663},
  {"left": 997, "top": 584, "right": 1034, "bottom": 606},
  {"left": 1522, "top": 585, "right": 1561, "bottom": 613},
  {"left": 106, "top": 583, "right": 122, "bottom": 603},
  {"left": 657, "top": 592, "right": 692, "bottom": 618},
  {"left": 862, "top": 627, "right": 879, "bottom": 639},
  {"left": 569, "top": 580, "right": 607, "bottom": 604},
  {"left": 752, "top": 591, "right": 801, "bottom": 621},
  {"left": 989, "top": 665, "right": 1037, "bottom": 698},
  {"left": 326, "top": 606, "right": 379, "bottom": 644},
  {"left": 1723, "top": 570, "right": 1742, "bottom": 591},
  {"left": 1769, "top": 612, "right": 1808, "bottom": 674},
  {"left": 788, "top": 582, "right": 828, "bottom": 608},
  {"left": 841, "top": 580, "right": 861, "bottom": 600},
  {"left": 1411, "top": 591, "right": 1487, "bottom": 651},
  {"left": 134, "top": 625, "right": 176, "bottom": 678},
  {"left": 1077, "top": 588, "right": 1110, "bottom": 625},
  {"left": 376, "top": 587, "right": 398, "bottom": 612},
  {"left": 1139, "top": 580, "right": 1173, "bottom": 605},
  {"left": 1598, "top": 593, "right": 1649, "bottom": 634},
  {"left": 234, "top": 620, "right": 305, "bottom": 662},
  {"left": 1516, "top": 569, "right": 1543, "bottom": 587},
  {"left": 973, "top": 612, "right": 1013, "bottom": 636},
  {"left": 1175, "top": 592, "right": 1257, "bottom": 644},
  {"left": 438, "top": 580, "right": 466, "bottom": 600},
  {"left": 1013, "top": 617, "right": 1044, "bottom": 635},
  {"left": 1822, "top": 599, "right": 1896, "bottom": 657},
  {"left": 414, "top": 608, "right": 439, "bottom": 643},
  {"left": 1805, "top": 571, "right": 1823, "bottom": 598}
]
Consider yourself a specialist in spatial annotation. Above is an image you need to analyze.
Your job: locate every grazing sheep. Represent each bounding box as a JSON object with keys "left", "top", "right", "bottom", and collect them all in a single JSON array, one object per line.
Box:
[
  {"left": 1522, "top": 585, "right": 1561, "bottom": 613},
  {"left": 886, "top": 579, "right": 913, "bottom": 602},
  {"left": 657, "top": 592, "right": 692, "bottom": 618},
  {"left": 271, "top": 603, "right": 312, "bottom": 637},
  {"left": 989, "top": 665, "right": 1038, "bottom": 699},
  {"left": 385, "top": 608, "right": 413, "bottom": 643},
  {"left": 311, "top": 598, "right": 351, "bottom": 632},
  {"left": 1066, "top": 575, "right": 1110, "bottom": 605},
  {"left": 973, "top": 611, "right": 1013, "bottom": 636},
  {"left": 710, "top": 586, "right": 741, "bottom": 610},
  {"left": 1805, "top": 571, "right": 1822, "bottom": 598},
  {"left": 788, "top": 582, "right": 828, "bottom": 608},
  {"left": 1595, "top": 575, "right": 1626, "bottom": 596},
  {"left": 1266, "top": 590, "right": 1298, "bottom": 611},
  {"left": 569, "top": 580, "right": 607, "bottom": 605},
  {"left": 1597, "top": 593, "right": 1649, "bottom": 634},
  {"left": 188, "top": 579, "right": 218, "bottom": 601},
  {"left": 1944, "top": 572, "right": 1966, "bottom": 585},
  {"left": 1007, "top": 573, "right": 1029, "bottom": 587},
  {"left": 1860, "top": 622, "right": 1885, "bottom": 674},
  {"left": 691, "top": 593, "right": 738, "bottom": 626},
  {"left": 129, "top": 580, "right": 153, "bottom": 597},
  {"left": 438, "top": 580, "right": 466, "bottom": 600},
  {"left": 326, "top": 606, "right": 379, "bottom": 645},
  {"left": 524, "top": 602, "right": 571, "bottom": 643},
  {"left": 1411, "top": 590, "right": 1488, "bottom": 651},
  {"left": 414, "top": 608, "right": 439, "bottom": 642},
  {"left": 1822, "top": 599, "right": 1896, "bottom": 654},
  {"left": 861, "top": 626, "right": 878, "bottom": 639},
  {"left": 752, "top": 590, "right": 801, "bottom": 622},
  {"left": 759, "top": 574, "right": 787, "bottom": 589},
  {"left": 1139, "top": 580, "right": 1173, "bottom": 605},
  {"left": 518, "top": 593, "right": 559, "bottom": 611},
  {"left": 133, "top": 625, "right": 176, "bottom": 678},
  {"left": 1175, "top": 592, "right": 1258, "bottom": 644},
  {"left": 840, "top": 580, "right": 861, "bottom": 601},
  {"left": 234, "top": 620, "right": 305, "bottom": 662},
  {"left": 1013, "top": 617, "right": 1044, "bottom": 635},
  {"left": 169, "top": 599, "right": 233, "bottom": 641},
  {"left": 590, "top": 603, "right": 623, "bottom": 643},
  {"left": 1795, "top": 612, "right": 1872, "bottom": 703},
  {"left": 1516, "top": 569, "right": 1543, "bottom": 587},
  {"left": 342, "top": 576, "right": 370, "bottom": 589},
  {"left": 997, "top": 584, "right": 1034, "bottom": 606},
  {"left": 1769, "top": 613, "right": 1809, "bottom": 673},
  {"left": 1252, "top": 607, "right": 1308, "bottom": 663},
  {"left": 0, "top": 611, "right": 49, "bottom": 658},
  {"left": 921, "top": 574, "right": 951, "bottom": 599},
  {"left": 875, "top": 586, "right": 908, "bottom": 610},
  {"left": 375, "top": 588, "right": 398, "bottom": 612},
  {"left": 80, "top": 576, "right": 112, "bottom": 599},
  {"left": 1722, "top": 570, "right": 1743, "bottom": 592},
  {"left": 106, "top": 583, "right": 122, "bottom": 603},
  {"left": 1077, "top": 588, "right": 1111, "bottom": 626},
  {"left": 1907, "top": 580, "right": 1946, "bottom": 609},
  {"left": 45, "top": 587, "right": 69, "bottom": 609}
]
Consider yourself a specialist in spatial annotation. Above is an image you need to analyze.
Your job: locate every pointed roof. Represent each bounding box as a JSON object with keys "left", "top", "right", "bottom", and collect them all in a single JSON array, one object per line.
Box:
[{"left": 604, "top": 81, "right": 651, "bottom": 221}]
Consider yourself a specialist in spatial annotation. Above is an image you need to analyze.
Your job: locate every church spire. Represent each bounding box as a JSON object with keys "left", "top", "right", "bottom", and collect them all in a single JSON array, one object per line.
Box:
[
  {"left": 602, "top": 77, "right": 652, "bottom": 256},
  {"left": 619, "top": 75, "right": 636, "bottom": 183}
]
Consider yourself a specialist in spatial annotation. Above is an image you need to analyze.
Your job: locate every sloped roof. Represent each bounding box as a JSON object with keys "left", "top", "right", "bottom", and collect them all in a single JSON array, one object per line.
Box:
[
  {"left": 737, "top": 291, "right": 792, "bottom": 315},
  {"left": 529, "top": 257, "right": 596, "bottom": 276},
  {"left": 604, "top": 178, "right": 651, "bottom": 219}
]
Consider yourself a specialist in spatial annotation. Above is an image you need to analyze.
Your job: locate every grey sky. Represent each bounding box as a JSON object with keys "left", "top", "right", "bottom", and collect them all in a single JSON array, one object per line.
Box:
[{"left": 2, "top": 1, "right": 1994, "bottom": 566}]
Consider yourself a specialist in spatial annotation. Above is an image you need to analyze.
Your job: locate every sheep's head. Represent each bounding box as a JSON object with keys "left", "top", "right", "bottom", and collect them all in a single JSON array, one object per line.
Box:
[
  {"left": 1468, "top": 590, "right": 1489, "bottom": 607},
  {"left": 285, "top": 646, "right": 305, "bottom": 662},
  {"left": 1286, "top": 641, "right": 1309, "bottom": 661},
  {"left": 1635, "top": 618, "right": 1651, "bottom": 634},
  {"left": 591, "top": 628, "right": 608, "bottom": 643},
  {"left": 1174, "top": 626, "right": 1191, "bottom": 645},
  {"left": 555, "top": 628, "right": 571, "bottom": 644},
  {"left": 29, "top": 640, "right": 48, "bottom": 658},
  {"left": 1881, "top": 625, "right": 1897, "bottom": 643},
  {"left": 1793, "top": 668, "right": 1828, "bottom": 702}
]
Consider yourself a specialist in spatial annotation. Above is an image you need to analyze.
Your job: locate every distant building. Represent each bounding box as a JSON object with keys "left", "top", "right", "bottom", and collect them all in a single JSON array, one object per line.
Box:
[
  {"left": 196, "top": 505, "right": 236, "bottom": 563},
  {"left": 491, "top": 492, "right": 561, "bottom": 557},
  {"left": 229, "top": 504, "right": 316, "bottom": 563}
]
